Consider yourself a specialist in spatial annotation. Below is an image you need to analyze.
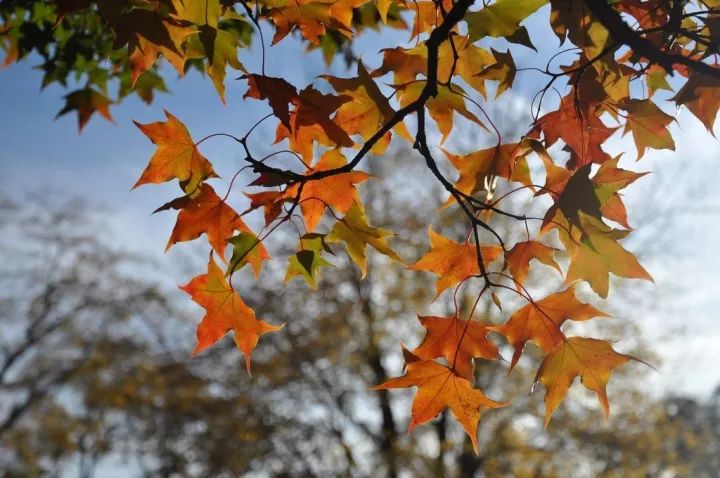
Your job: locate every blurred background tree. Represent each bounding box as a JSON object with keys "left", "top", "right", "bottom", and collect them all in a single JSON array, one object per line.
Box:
[{"left": 1, "top": 145, "right": 718, "bottom": 477}]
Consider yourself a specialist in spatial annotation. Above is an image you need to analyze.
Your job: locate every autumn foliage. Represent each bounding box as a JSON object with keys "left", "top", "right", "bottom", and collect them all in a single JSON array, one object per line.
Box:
[{"left": 4, "top": 0, "right": 720, "bottom": 451}]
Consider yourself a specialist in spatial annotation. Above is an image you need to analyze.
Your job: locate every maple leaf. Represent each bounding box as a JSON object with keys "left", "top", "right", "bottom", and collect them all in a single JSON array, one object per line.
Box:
[
  {"left": 615, "top": 0, "right": 670, "bottom": 30},
  {"left": 154, "top": 184, "right": 252, "bottom": 261},
  {"left": 443, "top": 143, "right": 532, "bottom": 202},
  {"left": 644, "top": 63, "right": 673, "bottom": 96},
  {"left": 100, "top": 5, "right": 191, "bottom": 86},
  {"left": 549, "top": 0, "right": 588, "bottom": 44},
  {"left": 412, "top": 315, "right": 499, "bottom": 380},
  {"left": 180, "top": 258, "right": 283, "bottom": 372},
  {"left": 263, "top": 0, "right": 334, "bottom": 44},
  {"left": 327, "top": 201, "right": 402, "bottom": 277},
  {"left": 591, "top": 155, "right": 648, "bottom": 228},
  {"left": 33, "top": 0, "right": 704, "bottom": 445},
  {"left": 621, "top": 99, "right": 675, "bottom": 158},
  {"left": 396, "top": 82, "right": 485, "bottom": 142},
  {"left": 466, "top": 0, "right": 547, "bottom": 42},
  {"left": 283, "top": 149, "right": 370, "bottom": 232},
  {"left": 541, "top": 154, "right": 646, "bottom": 231},
  {"left": 184, "top": 25, "right": 247, "bottom": 102},
  {"left": 437, "top": 36, "right": 495, "bottom": 96},
  {"left": 284, "top": 233, "right": 334, "bottom": 289},
  {"left": 55, "top": 87, "right": 114, "bottom": 132},
  {"left": 534, "top": 94, "right": 614, "bottom": 168},
  {"left": 505, "top": 240, "right": 561, "bottom": 287},
  {"left": 126, "top": 32, "right": 187, "bottom": 88},
  {"left": 323, "top": 61, "right": 412, "bottom": 148},
  {"left": 407, "top": 0, "right": 453, "bottom": 39},
  {"left": 275, "top": 86, "right": 354, "bottom": 161},
  {"left": 598, "top": 194, "right": 631, "bottom": 231},
  {"left": 133, "top": 110, "right": 218, "bottom": 194},
  {"left": 541, "top": 164, "right": 602, "bottom": 232},
  {"left": 249, "top": 169, "right": 298, "bottom": 187},
  {"left": 410, "top": 227, "right": 502, "bottom": 298},
  {"left": 673, "top": 72, "right": 720, "bottom": 134},
  {"left": 171, "top": 0, "right": 221, "bottom": 25},
  {"left": 372, "top": 46, "right": 428, "bottom": 84},
  {"left": 263, "top": 0, "right": 366, "bottom": 45},
  {"left": 492, "top": 287, "right": 609, "bottom": 370},
  {"left": 121, "top": 70, "right": 169, "bottom": 105},
  {"left": 375, "top": 0, "right": 393, "bottom": 23},
  {"left": 243, "top": 190, "right": 286, "bottom": 226},
  {"left": 536, "top": 148, "right": 571, "bottom": 198},
  {"left": 227, "top": 232, "right": 270, "bottom": 279},
  {"left": 372, "top": 348, "right": 505, "bottom": 453},
  {"left": 242, "top": 74, "right": 298, "bottom": 127},
  {"left": 551, "top": 158, "right": 591, "bottom": 208},
  {"left": 372, "top": 33, "right": 500, "bottom": 90},
  {"left": 474, "top": 48, "right": 516, "bottom": 97},
  {"left": 564, "top": 214, "right": 653, "bottom": 298},
  {"left": 534, "top": 337, "right": 633, "bottom": 426}
]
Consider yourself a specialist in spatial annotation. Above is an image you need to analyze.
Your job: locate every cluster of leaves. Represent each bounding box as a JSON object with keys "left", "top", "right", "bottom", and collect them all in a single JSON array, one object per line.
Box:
[
  {"left": 6, "top": 0, "right": 720, "bottom": 451},
  {"left": 1, "top": 0, "right": 255, "bottom": 129}
]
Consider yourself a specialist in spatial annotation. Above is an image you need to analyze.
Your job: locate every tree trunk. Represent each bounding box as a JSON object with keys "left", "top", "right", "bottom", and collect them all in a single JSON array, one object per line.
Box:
[{"left": 354, "top": 273, "right": 399, "bottom": 478}]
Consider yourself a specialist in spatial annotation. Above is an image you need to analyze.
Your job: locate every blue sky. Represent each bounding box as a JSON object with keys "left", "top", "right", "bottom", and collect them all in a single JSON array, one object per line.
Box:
[{"left": 2, "top": 12, "right": 720, "bottom": 398}]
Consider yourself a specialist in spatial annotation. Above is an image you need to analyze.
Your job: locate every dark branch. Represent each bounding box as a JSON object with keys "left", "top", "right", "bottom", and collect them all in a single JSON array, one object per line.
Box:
[
  {"left": 586, "top": 0, "right": 720, "bottom": 80},
  {"left": 249, "top": 0, "right": 477, "bottom": 183}
]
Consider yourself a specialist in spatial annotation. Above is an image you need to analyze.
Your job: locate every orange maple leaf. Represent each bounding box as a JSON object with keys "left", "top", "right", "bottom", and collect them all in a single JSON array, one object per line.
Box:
[
  {"left": 407, "top": 0, "right": 453, "bottom": 39},
  {"left": 372, "top": 348, "right": 505, "bottom": 452},
  {"left": 474, "top": 48, "right": 516, "bottom": 97},
  {"left": 283, "top": 150, "right": 370, "bottom": 232},
  {"left": 439, "top": 36, "right": 496, "bottom": 94},
  {"left": 535, "top": 337, "right": 633, "bottom": 426},
  {"left": 102, "top": 7, "right": 190, "bottom": 86},
  {"left": 275, "top": 86, "right": 354, "bottom": 161},
  {"left": 323, "top": 61, "right": 412, "bottom": 150},
  {"left": 180, "top": 258, "right": 283, "bottom": 372},
  {"left": 410, "top": 226, "right": 502, "bottom": 298},
  {"left": 265, "top": 0, "right": 364, "bottom": 45},
  {"left": 442, "top": 142, "right": 532, "bottom": 203},
  {"left": 244, "top": 190, "right": 286, "bottom": 226},
  {"left": 372, "top": 46, "right": 428, "bottom": 85},
  {"left": 133, "top": 110, "right": 218, "bottom": 193},
  {"left": 492, "top": 287, "right": 609, "bottom": 370},
  {"left": 155, "top": 184, "right": 255, "bottom": 261},
  {"left": 397, "top": 81, "right": 485, "bottom": 142},
  {"left": 534, "top": 94, "right": 613, "bottom": 168},
  {"left": 412, "top": 315, "right": 499, "bottom": 380},
  {"left": 127, "top": 30, "right": 187, "bottom": 87},
  {"left": 673, "top": 72, "right": 720, "bottom": 133},
  {"left": 505, "top": 240, "right": 561, "bottom": 287}
]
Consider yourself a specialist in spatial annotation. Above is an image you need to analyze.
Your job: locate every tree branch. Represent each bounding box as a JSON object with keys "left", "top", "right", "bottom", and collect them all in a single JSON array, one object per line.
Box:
[
  {"left": 249, "top": 0, "right": 477, "bottom": 183},
  {"left": 585, "top": 0, "right": 720, "bottom": 80}
]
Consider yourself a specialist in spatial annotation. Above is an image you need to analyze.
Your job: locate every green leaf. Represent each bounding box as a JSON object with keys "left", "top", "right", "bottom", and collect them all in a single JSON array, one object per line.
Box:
[
  {"left": 284, "top": 234, "right": 334, "bottom": 289},
  {"left": 327, "top": 202, "right": 402, "bottom": 277},
  {"left": 466, "top": 0, "right": 547, "bottom": 42},
  {"left": 171, "top": 0, "right": 221, "bottom": 27},
  {"left": 55, "top": 87, "right": 114, "bottom": 132},
  {"left": 185, "top": 26, "right": 246, "bottom": 102},
  {"left": 227, "top": 232, "right": 270, "bottom": 279}
]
